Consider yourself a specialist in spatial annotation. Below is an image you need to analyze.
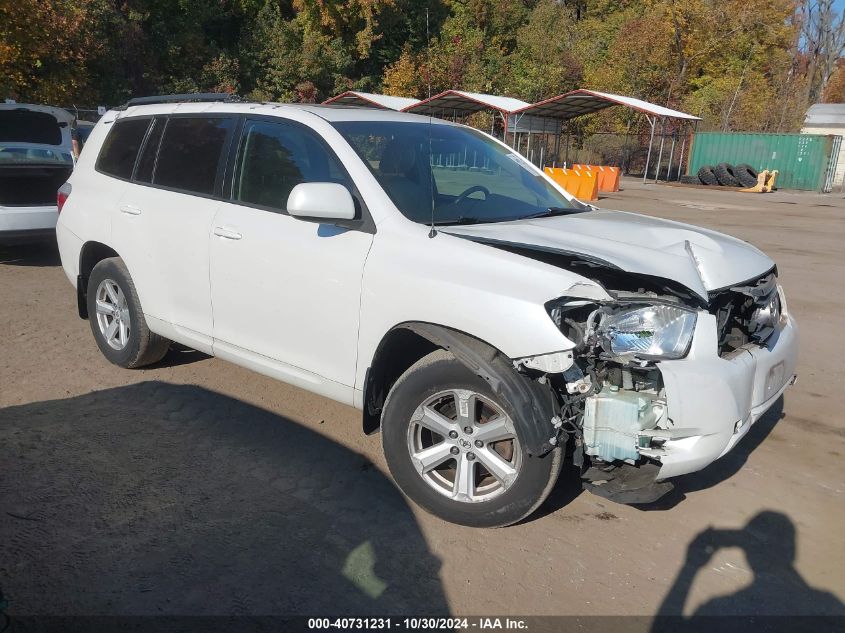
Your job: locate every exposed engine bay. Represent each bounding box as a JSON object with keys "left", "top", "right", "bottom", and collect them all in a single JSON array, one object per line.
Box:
[
  {"left": 537, "top": 298, "right": 677, "bottom": 503},
  {"left": 709, "top": 270, "right": 782, "bottom": 356}
]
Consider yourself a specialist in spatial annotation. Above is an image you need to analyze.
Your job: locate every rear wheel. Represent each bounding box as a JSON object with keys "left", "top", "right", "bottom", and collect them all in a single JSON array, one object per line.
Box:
[
  {"left": 381, "top": 350, "right": 562, "bottom": 527},
  {"left": 87, "top": 257, "right": 170, "bottom": 368}
]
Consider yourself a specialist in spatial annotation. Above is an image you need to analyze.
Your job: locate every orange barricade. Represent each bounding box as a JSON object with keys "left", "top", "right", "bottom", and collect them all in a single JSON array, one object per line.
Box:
[
  {"left": 544, "top": 167, "right": 599, "bottom": 201},
  {"left": 572, "top": 164, "right": 620, "bottom": 192}
]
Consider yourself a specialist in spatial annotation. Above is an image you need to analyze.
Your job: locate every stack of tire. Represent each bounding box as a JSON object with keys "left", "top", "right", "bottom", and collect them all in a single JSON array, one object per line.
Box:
[{"left": 680, "top": 163, "right": 758, "bottom": 188}]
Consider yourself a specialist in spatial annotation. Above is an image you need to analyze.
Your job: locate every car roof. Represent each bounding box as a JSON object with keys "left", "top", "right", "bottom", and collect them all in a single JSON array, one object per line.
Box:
[{"left": 115, "top": 101, "right": 457, "bottom": 126}]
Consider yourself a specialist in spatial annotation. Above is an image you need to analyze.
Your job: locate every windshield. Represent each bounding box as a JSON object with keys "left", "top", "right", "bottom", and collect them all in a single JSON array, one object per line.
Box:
[{"left": 333, "top": 120, "right": 580, "bottom": 225}]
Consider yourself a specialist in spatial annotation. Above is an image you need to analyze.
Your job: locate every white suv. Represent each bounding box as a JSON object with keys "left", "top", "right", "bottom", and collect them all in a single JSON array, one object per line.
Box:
[{"left": 56, "top": 96, "right": 798, "bottom": 527}]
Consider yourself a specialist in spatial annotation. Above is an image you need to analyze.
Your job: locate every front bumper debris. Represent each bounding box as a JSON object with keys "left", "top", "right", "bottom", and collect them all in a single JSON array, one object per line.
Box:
[{"left": 581, "top": 462, "right": 673, "bottom": 504}]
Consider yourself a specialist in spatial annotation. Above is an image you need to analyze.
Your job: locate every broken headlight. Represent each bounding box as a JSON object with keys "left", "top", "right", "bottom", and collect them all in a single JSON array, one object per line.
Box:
[{"left": 596, "top": 304, "right": 697, "bottom": 360}]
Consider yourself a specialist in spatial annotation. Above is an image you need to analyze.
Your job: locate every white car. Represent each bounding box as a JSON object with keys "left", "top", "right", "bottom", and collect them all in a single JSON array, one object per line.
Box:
[
  {"left": 0, "top": 103, "right": 75, "bottom": 244},
  {"left": 55, "top": 96, "right": 798, "bottom": 527}
]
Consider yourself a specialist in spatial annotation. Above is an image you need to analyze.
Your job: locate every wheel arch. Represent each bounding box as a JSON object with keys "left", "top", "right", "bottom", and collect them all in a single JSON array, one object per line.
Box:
[
  {"left": 362, "top": 324, "right": 441, "bottom": 435},
  {"left": 77, "top": 241, "right": 120, "bottom": 319},
  {"left": 363, "top": 322, "right": 559, "bottom": 457}
]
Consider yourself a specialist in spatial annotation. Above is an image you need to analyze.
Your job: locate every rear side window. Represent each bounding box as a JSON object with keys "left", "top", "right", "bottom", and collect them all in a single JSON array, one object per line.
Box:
[
  {"left": 96, "top": 118, "right": 151, "bottom": 180},
  {"left": 0, "top": 110, "right": 63, "bottom": 145},
  {"left": 134, "top": 118, "right": 164, "bottom": 184},
  {"left": 154, "top": 117, "right": 233, "bottom": 196},
  {"left": 232, "top": 119, "right": 349, "bottom": 211}
]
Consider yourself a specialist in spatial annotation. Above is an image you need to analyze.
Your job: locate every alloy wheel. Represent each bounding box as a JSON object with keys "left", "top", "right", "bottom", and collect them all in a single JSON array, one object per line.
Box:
[
  {"left": 94, "top": 278, "right": 131, "bottom": 350},
  {"left": 406, "top": 389, "right": 521, "bottom": 503}
]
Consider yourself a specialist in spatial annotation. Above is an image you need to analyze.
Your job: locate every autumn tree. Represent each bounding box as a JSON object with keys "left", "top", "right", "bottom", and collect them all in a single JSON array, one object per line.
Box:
[
  {"left": 0, "top": 0, "right": 836, "bottom": 136},
  {"left": 801, "top": 0, "right": 845, "bottom": 103},
  {"left": 0, "top": 0, "right": 100, "bottom": 103}
]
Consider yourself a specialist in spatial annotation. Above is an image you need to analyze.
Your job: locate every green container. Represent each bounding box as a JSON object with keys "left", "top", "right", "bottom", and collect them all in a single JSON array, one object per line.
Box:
[{"left": 688, "top": 132, "right": 838, "bottom": 191}]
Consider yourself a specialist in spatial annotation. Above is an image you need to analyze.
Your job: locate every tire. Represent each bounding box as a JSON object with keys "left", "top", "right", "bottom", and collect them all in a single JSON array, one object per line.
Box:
[
  {"left": 714, "top": 162, "right": 741, "bottom": 187},
  {"left": 697, "top": 165, "right": 719, "bottom": 185},
  {"left": 680, "top": 174, "right": 701, "bottom": 185},
  {"left": 87, "top": 257, "right": 170, "bottom": 368},
  {"left": 734, "top": 163, "right": 759, "bottom": 188},
  {"left": 381, "top": 350, "right": 563, "bottom": 528}
]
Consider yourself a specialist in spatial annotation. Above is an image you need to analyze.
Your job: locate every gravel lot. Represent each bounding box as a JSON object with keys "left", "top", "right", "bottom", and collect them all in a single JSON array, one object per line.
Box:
[{"left": 1, "top": 179, "right": 843, "bottom": 623}]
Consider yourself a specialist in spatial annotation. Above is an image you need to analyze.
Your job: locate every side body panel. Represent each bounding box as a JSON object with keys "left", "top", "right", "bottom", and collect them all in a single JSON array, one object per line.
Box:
[
  {"left": 113, "top": 184, "right": 219, "bottom": 352},
  {"left": 209, "top": 201, "right": 373, "bottom": 389}
]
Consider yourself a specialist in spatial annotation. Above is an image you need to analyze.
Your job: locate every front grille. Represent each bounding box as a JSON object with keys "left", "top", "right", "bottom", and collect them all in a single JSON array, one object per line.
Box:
[{"left": 708, "top": 268, "right": 780, "bottom": 356}]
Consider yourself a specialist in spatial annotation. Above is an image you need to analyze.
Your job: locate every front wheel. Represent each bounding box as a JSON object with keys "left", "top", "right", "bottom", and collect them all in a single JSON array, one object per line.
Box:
[{"left": 381, "top": 350, "right": 562, "bottom": 527}]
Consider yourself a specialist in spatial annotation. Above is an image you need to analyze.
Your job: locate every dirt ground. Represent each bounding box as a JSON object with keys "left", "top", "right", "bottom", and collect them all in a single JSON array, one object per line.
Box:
[{"left": 1, "top": 179, "right": 843, "bottom": 623}]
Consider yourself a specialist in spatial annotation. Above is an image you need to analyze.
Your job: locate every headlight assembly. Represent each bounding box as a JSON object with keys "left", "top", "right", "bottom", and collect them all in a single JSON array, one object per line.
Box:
[{"left": 596, "top": 304, "right": 697, "bottom": 360}]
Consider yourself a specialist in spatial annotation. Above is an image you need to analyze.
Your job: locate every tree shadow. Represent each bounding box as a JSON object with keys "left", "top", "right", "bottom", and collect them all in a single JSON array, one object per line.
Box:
[
  {"left": 0, "top": 241, "right": 61, "bottom": 267},
  {"left": 0, "top": 382, "right": 448, "bottom": 617},
  {"left": 652, "top": 511, "right": 845, "bottom": 631}
]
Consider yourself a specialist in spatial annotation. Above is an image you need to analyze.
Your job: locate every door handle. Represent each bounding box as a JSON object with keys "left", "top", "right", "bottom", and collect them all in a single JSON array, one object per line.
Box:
[
  {"left": 119, "top": 204, "right": 141, "bottom": 216},
  {"left": 213, "top": 226, "right": 243, "bottom": 240}
]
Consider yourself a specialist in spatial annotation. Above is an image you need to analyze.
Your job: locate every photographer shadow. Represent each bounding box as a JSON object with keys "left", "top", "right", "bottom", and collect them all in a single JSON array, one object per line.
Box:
[{"left": 653, "top": 511, "right": 844, "bottom": 630}]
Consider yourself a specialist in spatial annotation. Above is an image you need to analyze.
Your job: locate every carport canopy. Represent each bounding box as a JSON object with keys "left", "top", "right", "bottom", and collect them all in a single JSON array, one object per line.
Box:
[
  {"left": 322, "top": 91, "right": 420, "bottom": 111},
  {"left": 511, "top": 89, "right": 700, "bottom": 183},
  {"left": 511, "top": 89, "right": 701, "bottom": 122},
  {"left": 403, "top": 90, "right": 530, "bottom": 116}
]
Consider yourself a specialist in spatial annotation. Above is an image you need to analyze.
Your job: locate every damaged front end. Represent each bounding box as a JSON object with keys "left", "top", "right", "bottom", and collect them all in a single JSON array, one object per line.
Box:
[
  {"left": 523, "top": 294, "right": 705, "bottom": 504},
  {"left": 446, "top": 219, "right": 794, "bottom": 506}
]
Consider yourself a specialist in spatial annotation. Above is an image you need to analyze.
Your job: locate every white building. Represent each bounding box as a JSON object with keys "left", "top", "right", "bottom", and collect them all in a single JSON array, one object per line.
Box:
[{"left": 802, "top": 103, "right": 845, "bottom": 188}]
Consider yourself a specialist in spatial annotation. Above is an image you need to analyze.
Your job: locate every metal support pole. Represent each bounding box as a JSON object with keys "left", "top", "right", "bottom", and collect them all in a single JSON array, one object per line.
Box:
[
  {"left": 654, "top": 118, "right": 666, "bottom": 183},
  {"left": 666, "top": 131, "right": 676, "bottom": 181},
  {"left": 687, "top": 120, "right": 699, "bottom": 177},
  {"left": 677, "top": 136, "right": 687, "bottom": 181},
  {"left": 643, "top": 115, "right": 656, "bottom": 184},
  {"left": 539, "top": 117, "right": 547, "bottom": 168},
  {"left": 565, "top": 132, "right": 570, "bottom": 167},
  {"left": 621, "top": 119, "right": 631, "bottom": 173},
  {"left": 553, "top": 125, "right": 561, "bottom": 167}
]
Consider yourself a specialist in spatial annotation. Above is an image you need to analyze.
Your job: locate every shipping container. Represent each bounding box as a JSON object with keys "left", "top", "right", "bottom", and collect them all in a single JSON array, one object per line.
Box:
[{"left": 688, "top": 132, "right": 841, "bottom": 192}]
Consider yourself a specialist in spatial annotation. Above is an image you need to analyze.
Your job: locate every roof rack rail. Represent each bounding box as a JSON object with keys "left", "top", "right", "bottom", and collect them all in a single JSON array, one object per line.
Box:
[{"left": 121, "top": 92, "right": 241, "bottom": 108}]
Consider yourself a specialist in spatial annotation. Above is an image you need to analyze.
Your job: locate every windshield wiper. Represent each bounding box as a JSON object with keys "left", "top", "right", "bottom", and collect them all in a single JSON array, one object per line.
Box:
[
  {"left": 433, "top": 216, "right": 487, "bottom": 226},
  {"left": 519, "top": 206, "right": 585, "bottom": 220},
  {"left": 435, "top": 206, "right": 587, "bottom": 226}
]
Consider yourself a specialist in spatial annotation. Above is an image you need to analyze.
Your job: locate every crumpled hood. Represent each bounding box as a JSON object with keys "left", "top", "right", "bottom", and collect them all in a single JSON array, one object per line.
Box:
[{"left": 441, "top": 209, "right": 775, "bottom": 300}]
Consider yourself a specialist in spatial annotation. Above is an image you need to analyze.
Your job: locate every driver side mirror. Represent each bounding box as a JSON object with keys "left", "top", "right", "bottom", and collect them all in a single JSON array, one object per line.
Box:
[{"left": 287, "top": 182, "right": 356, "bottom": 222}]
